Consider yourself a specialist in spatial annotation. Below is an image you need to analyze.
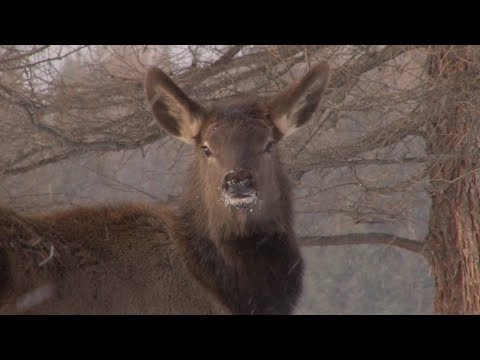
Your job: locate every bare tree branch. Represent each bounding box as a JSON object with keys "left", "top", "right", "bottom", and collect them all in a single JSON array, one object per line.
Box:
[
  {"left": 177, "top": 45, "right": 306, "bottom": 88},
  {"left": 0, "top": 46, "right": 88, "bottom": 71},
  {"left": 328, "top": 45, "right": 421, "bottom": 91},
  {"left": 2, "top": 132, "right": 164, "bottom": 176},
  {"left": 0, "top": 45, "right": 51, "bottom": 66},
  {"left": 301, "top": 233, "right": 426, "bottom": 255},
  {"left": 288, "top": 111, "right": 427, "bottom": 181},
  {"left": 213, "top": 45, "right": 246, "bottom": 67}
]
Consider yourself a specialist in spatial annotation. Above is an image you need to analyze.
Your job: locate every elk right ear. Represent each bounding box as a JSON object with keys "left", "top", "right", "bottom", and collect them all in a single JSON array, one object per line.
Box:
[
  {"left": 269, "top": 61, "right": 329, "bottom": 138},
  {"left": 145, "top": 67, "right": 206, "bottom": 144}
]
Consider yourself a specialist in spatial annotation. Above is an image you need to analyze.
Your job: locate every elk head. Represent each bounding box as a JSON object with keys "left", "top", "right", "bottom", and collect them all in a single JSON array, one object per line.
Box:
[{"left": 144, "top": 62, "right": 329, "bottom": 219}]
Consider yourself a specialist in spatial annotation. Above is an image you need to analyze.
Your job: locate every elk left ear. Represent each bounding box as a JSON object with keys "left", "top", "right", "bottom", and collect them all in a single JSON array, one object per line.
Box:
[
  {"left": 145, "top": 66, "right": 206, "bottom": 145},
  {"left": 269, "top": 61, "right": 329, "bottom": 138}
]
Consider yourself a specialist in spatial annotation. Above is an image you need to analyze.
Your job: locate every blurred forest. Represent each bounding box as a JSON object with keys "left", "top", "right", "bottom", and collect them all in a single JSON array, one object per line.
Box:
[{"left": 1, "top": 45, "right": 479, "bottom": 314}]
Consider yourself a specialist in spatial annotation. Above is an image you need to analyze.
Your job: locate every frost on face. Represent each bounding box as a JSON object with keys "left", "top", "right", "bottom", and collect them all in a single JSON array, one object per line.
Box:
[
  {"left": 222, "top": 193, "right": 258, "bottom": 209},
  {"left": 218, "top": 184, "right": 258, "bottom": 209}
]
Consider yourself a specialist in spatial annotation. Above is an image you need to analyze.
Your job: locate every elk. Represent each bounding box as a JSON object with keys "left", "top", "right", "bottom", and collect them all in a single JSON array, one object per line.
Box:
[{"left": 0, "top": 61, "right": 330, "bottom": 314}]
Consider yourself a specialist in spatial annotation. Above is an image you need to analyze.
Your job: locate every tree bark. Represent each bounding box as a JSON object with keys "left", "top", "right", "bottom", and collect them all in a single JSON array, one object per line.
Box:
[{"left": 425, "top": 46, "right": 480, "bottom": 314}]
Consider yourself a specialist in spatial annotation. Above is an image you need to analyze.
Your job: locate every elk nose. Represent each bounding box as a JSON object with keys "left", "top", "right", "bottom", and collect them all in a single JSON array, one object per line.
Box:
[{"left": 222, "top": 170, "right": 255, "bottom": 197}]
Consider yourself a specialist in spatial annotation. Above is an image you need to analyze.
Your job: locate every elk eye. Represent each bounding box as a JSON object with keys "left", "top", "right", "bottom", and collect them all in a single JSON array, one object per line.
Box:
[
  {"left": 264, "top": 141, "right": 274, "bottom": 153},
  {"left": 201, "top": 145, "right": 213, "bottom": 157}
]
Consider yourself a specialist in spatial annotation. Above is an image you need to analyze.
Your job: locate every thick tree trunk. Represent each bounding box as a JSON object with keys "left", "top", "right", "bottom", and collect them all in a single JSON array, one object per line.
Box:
[{"left": 425, "top": 46, "right": 480, "bottom": 314}]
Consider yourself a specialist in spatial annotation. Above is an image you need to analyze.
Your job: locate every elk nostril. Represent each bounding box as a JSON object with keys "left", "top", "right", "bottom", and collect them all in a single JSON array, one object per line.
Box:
[{"left": 222, "top": 171, "right": 255, "bottom": 196}]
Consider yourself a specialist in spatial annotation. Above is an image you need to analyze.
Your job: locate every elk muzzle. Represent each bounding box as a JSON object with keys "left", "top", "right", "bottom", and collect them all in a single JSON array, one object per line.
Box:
[{"left": 221, "top": 170, "right": 257, "bottom": 208}]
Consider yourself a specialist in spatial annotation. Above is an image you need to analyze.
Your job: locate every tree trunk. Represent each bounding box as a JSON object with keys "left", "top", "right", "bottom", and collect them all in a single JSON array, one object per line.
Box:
[{"left": 425, "top": 46, "right": 480, "bottom": 314}]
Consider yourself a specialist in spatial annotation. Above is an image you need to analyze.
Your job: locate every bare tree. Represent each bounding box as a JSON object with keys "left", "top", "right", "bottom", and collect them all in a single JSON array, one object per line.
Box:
[
  {"left": 1, "top": 45, "right": 478, "bottom": 314},
  {"left": 422, "top": 46, "right": 480, "bottom": 313}
]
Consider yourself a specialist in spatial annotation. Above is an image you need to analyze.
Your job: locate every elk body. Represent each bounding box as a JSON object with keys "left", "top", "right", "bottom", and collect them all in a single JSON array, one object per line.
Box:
[{"left": 0, "top": 62, "right": 330, "bottom": 315}]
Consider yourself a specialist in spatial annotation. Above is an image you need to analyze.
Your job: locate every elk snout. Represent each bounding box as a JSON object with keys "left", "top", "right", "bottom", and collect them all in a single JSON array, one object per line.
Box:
[
  {"left": 222, "top": 170, "right": 256, "bottom": 197},
  {"left": 221, "top": 170, "right": 257, "bottom": 208}
]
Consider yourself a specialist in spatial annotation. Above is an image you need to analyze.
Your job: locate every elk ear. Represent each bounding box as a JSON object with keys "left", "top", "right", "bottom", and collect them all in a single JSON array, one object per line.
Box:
[
  {"left": 269, "top": 61, "right": 329, "bottom": 138},
  {"left": 145, "top": 67, "right": 206, "bottom": 144}
]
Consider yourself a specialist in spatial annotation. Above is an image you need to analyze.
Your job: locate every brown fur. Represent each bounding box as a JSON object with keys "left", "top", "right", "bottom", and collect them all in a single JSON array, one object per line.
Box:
[
  {"left": 0, "top": 203, "right": 227, "bottom": 314},
  {"left": 0, "top": 61, "right": 329, "bottom": 314}
]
